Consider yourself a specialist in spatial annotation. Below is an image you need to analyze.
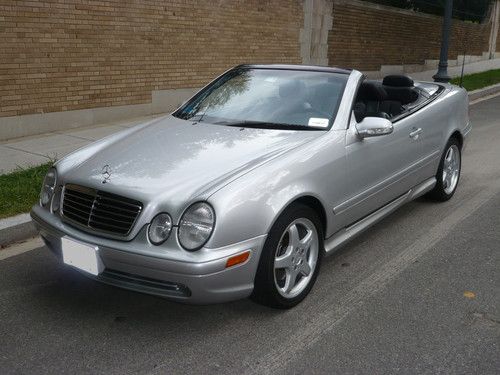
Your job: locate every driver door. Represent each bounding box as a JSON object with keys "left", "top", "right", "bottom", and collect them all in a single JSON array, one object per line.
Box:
[{"left": 334, "top": 113, "right": 422, "bottom": 226}]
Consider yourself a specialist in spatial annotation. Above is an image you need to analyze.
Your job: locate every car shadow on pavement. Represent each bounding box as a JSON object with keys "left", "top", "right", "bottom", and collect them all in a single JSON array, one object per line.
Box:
[
  {"left": 15, "top": 197, "right": 431, "bottom": 332},
  {"left": 19, "top": 248, "right": 281, "bottom": 326},
  {"left": 1, "top": 248, "right": 287, "bottom": 373},
  {"left": 3, "top": 195, "right": 454, "bottom": 340}
]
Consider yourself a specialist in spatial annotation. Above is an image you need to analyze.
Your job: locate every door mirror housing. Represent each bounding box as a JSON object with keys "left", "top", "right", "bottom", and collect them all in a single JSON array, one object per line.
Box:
[{"left": 356, "top": 117, "right": 393, "bottom": 139}]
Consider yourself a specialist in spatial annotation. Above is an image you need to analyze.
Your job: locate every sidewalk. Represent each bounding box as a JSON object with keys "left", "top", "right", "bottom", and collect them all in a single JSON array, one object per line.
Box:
[{"left": 0, "top": 113, "right": 165, "bottom": 175}]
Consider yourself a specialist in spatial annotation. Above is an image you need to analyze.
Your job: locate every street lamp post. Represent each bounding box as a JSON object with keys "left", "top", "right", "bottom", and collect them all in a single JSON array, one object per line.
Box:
[{"left": 433, "top": 0, "right": 454, "bottom": 83}]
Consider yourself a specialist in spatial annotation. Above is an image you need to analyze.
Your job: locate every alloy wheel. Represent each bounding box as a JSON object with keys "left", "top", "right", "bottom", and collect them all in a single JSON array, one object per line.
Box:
[
  {"left": 273, "top": 218, "right": 319, "bottom": 299},
  {"left": 442, "top": 144, "right": 461, "bottom": 195}
]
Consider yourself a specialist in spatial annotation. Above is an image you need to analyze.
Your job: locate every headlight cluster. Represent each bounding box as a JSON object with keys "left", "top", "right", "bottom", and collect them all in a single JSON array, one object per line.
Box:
[
  {"left": 40, "top": 168, "right": 57, "bottom": 207},
  {"left": 148, "top": 202, "right": 215, "bottom": 251}
]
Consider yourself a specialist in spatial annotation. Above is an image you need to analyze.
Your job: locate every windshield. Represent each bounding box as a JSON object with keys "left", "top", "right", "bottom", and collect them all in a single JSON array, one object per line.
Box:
[{"left": 174, "top": 68, "right": 348, "bottom": 130}]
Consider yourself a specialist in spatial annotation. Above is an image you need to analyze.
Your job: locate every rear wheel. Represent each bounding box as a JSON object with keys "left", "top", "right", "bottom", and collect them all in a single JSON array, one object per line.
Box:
[
  {"left": 251, "top": 204, "right": 322, "bottom": 309},
  {"left": 427, "top": 138, "right": 461, "bottom": 201}
]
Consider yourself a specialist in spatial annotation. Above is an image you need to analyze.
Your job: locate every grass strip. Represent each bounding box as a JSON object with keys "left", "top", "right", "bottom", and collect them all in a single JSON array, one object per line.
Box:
[
  {"left": 451, "top": 69, "right": 500, "bottom": 91},
  {"left": 0, "top": 162, "right": 52, "bottom": 219}
]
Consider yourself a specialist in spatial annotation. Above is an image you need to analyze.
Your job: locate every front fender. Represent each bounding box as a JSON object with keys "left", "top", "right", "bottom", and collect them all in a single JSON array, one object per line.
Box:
[
  {"left": 207, "top": 183, "right": 327, "bottom": 249},
  {"left": 204, "top": 131, "right": 347, "bottom": 249}
]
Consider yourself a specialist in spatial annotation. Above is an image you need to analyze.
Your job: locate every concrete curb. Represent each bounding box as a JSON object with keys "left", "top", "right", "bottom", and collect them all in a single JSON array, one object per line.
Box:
[
  {"left": 0, "top": 213, "right": 37, "bottom": 248},
  {"left": 468, "top": 83, "right": 500, "bottom": 101}
]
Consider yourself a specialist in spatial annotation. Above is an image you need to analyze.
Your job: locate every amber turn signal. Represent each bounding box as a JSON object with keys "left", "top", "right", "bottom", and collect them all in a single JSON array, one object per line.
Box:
[{"left": 225, "top": 251, "right": 251, "bottom": 268}]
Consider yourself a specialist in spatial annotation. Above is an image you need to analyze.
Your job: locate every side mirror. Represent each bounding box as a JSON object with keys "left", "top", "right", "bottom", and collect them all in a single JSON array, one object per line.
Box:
[{"left": 355, "top": 117, "right": 393, "bottom": 139}]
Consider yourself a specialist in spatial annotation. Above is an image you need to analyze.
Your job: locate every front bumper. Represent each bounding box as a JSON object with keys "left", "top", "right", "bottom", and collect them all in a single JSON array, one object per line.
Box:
[{"left": 31, "top": 205, "right": 266, "bottom": 304}]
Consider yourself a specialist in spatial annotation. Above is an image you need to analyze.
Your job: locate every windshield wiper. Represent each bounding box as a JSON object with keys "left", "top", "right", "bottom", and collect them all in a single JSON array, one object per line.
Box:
[{"left": 216, "top": 120, "right": 323, "bottom": 131}]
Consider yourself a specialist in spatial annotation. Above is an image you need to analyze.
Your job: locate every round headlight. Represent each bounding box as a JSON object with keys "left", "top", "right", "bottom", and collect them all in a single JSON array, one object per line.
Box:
[
  {"left": 178, "top": 202, "right": 215, "bottom": 251},
  {"left": 148, "top": 213, "right": 173, "bottom": 245},
  {"left": 40, "top": 168, "right": 57, "bottom": 207}
]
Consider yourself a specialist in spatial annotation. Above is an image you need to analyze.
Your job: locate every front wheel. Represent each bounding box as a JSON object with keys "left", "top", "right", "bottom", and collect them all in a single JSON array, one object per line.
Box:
[
  {"left": 251, "top": 204, "right": 322, "bottom": 309},
  {"left": 427, "top": 138, "right": 461, "bottom": 201}
]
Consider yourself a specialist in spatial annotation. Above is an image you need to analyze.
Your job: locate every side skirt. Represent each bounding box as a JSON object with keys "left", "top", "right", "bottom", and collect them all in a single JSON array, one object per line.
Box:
[{"left": 324, "top": 177, "right": 436, "bottom": 255}]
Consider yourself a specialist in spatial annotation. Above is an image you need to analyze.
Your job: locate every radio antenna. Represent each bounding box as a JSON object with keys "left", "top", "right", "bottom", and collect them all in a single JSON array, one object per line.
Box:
[
  {"left": 459, "top": 28, "right": 469, "bottom": 87},
  {"left": 459, "top": 52, "right": 466, "bottom": 87}
]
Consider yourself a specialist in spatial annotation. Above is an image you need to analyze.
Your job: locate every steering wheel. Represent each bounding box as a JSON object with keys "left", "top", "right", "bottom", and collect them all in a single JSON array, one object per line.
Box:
[
  {"left": 305, "top": 107, "right": 331, "bottom": 119},
  {"left": 376, "top": 112, "right": 391, "bottom": 120}
]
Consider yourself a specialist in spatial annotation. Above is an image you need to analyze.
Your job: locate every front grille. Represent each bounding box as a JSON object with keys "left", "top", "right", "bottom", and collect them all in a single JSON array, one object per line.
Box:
[{"left": 61, "top": 184, "right": 142, "bottom": 237}]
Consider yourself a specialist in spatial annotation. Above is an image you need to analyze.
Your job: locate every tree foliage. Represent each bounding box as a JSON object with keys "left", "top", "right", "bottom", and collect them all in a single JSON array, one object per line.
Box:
[{"left": 364, "top": 0, "right": 493, "bottom": 22}]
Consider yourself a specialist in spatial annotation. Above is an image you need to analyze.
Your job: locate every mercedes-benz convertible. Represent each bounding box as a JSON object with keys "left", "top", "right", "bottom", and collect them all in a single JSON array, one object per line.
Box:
[{"left": 31, "top": 64, "right": 470, "bottom": 308}]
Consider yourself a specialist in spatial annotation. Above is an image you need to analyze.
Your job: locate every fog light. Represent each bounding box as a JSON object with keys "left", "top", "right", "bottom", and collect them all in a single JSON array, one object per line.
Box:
[{"left": 148, "top": 213, "right": 173, "bottom": 245}]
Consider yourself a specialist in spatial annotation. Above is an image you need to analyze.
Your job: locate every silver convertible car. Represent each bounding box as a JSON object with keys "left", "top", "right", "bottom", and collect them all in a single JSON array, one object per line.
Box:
[{"left": 31, "top": 65, "right": 470, "bottom": 308}]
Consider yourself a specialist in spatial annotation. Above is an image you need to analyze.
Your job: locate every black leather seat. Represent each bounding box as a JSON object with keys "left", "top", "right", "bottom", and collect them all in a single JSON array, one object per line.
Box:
[
  {"left": 382, "top": 75, "right": 419, "bottom": 105},
  {"left": 355, "top": 81, "right": 403, "bottom": 120}
]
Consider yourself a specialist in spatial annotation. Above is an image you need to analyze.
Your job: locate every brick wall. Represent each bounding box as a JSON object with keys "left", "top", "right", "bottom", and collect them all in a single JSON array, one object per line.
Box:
[
  {"left": 329, "top": 0, "right": 492, "bottom": 71},
  {"left": 0, "top": 0, "right": 302, "bottom": 117},
  {"left": 1, "top": 0, "right": 497, "bottom": 122}
]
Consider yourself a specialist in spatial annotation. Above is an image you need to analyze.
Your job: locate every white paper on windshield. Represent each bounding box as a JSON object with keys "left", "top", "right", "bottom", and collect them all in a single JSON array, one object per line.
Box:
[{"left": 308, "top": 118, "right": 329, "bottom": 128}]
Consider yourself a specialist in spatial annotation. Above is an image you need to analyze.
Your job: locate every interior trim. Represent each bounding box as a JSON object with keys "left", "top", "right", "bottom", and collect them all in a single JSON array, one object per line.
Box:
[
  {"left": 350, "top": 78, "right": 446, "bottom": 126},
  {"left": 390, "top": 85, "right": 446, "bottom": 123}
]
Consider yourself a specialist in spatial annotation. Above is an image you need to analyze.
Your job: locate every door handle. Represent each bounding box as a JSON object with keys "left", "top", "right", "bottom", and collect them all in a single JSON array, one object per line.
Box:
[{"left": 409, "top": 128, "right": 422, "bottom": 139}]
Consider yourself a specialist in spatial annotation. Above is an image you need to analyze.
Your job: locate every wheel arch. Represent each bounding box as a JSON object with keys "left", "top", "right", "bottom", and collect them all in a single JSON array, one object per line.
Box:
[
  {"left": 267, "top": 194, "right": 328, "bottom": 242},
  {"left": 294, "top": 195, "right": 327, "bottom": 238},
  {"left": 449, "top": 130, "right": 464, "bottom": 149}
]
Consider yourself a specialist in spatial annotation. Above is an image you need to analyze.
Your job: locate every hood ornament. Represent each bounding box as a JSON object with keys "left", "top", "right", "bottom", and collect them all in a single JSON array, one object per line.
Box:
[{"left": 101, "top": 164, "right": 111, "bottom": 184}]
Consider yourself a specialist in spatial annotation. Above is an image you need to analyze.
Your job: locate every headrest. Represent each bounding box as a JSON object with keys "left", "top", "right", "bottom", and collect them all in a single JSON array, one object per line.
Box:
[
  {"left": 358, "top": 81, "right": 388, "bottom": 101},
  {"left": 279, "top": 80, "right": 305, "bottom": 98},
  {"left": 383, "top": 75, "right": 414, "bottom": 87}
]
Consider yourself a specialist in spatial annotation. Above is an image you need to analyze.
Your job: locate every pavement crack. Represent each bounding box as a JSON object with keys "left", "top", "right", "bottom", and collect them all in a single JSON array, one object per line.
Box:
[
  {"left": 2, "top": 144, "right": 52, "bottom": 159},
  {"left": 472, "top": 312, "right": 500, "bottom": 325}
]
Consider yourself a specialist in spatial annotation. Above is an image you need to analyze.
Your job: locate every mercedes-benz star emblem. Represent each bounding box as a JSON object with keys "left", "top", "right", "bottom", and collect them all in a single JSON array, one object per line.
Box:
[{"left": 101, "top": 164, "right": 111, "bottom": 184}]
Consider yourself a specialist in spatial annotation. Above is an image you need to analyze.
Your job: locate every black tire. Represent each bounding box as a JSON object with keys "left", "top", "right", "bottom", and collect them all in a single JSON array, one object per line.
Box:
[
  {"left": 251, "top": 203, "right": 323, "bottom": 309},
  {"left": 427, "top": 137, "right": 462, "bottom": 201}
]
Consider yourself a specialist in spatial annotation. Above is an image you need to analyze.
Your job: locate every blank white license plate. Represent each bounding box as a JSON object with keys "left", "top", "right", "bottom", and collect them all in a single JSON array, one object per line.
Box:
[{"left": 61, "top": 237, "right": 104, "bottom": 276}]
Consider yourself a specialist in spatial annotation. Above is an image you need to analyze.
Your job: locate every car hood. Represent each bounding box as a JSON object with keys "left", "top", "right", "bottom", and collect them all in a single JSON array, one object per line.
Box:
[{"left": 61, "top": 115, "right": 322, "bottom": 212}]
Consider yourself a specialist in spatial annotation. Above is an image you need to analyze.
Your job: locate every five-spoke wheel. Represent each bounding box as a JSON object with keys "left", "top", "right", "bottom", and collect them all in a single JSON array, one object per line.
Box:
[
  {"left": 274, "top": 218, "right": 319, "bottom": 299},
  {"left": 252, "top": 204, "right": 322, "bottom": 309},
  {"left": 428, "top": 137, "right": 462, "bottom": 201},
  {"left": 442, "top": 144, "right": 461, "bottom": 195}
]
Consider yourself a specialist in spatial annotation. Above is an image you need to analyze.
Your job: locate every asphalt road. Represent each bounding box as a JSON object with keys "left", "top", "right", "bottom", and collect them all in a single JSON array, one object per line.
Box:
[{"left": 1, "top": 95, "right": 499, "bottom": 375}]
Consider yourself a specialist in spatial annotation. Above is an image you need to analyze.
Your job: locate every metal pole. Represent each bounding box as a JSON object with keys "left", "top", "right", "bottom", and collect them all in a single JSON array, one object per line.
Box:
[{"left": 433, "top": 0, "right": 453, "bottom": 83}]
